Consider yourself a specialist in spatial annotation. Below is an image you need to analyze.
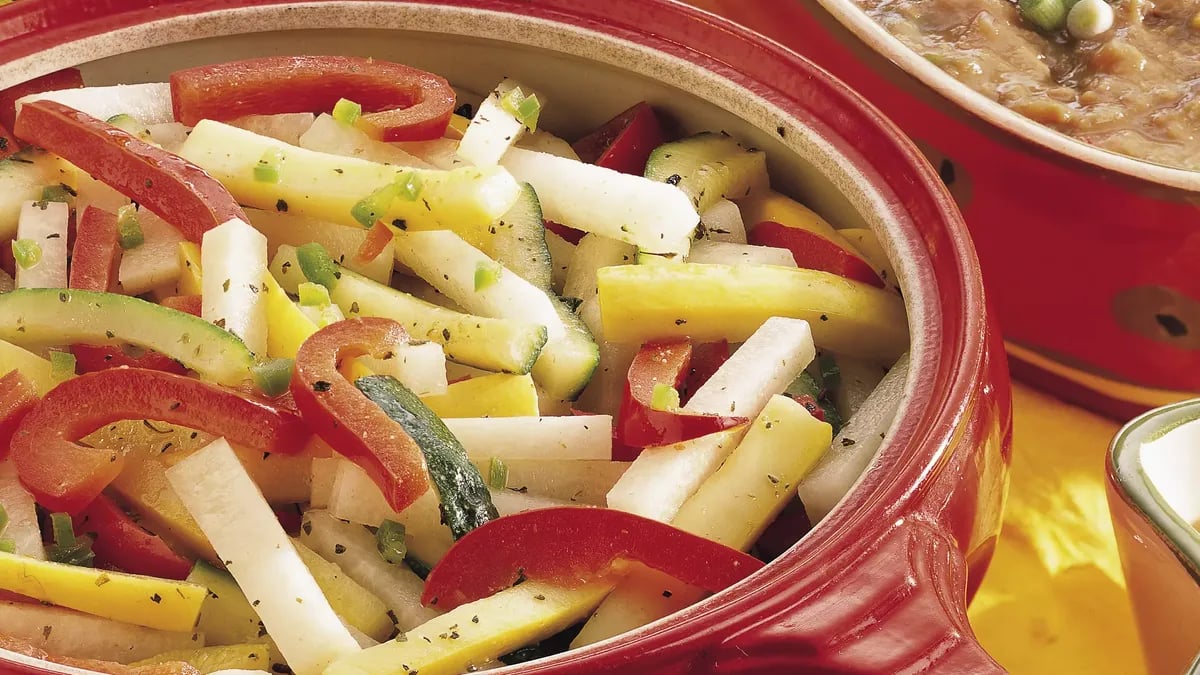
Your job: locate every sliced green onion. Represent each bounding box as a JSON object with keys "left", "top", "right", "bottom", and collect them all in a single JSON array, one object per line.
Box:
[
  {"left": 116, "top": 204, "right": 144, "bottom": 250},
  {"left": 46, "top": 512, "right": 94, "bottom": 567},
  {"left": 650, "top": 382, "right": 681, "bottom": 411},
  {"left": 297, "top": 281, "right": 332, "bottom": 308},
  {"left": 332, "top": 98, "right": 362, "bottom": 125},
  {"left": 487, "top": 457, "right": 508, "bottom": 490},
  {"left": 40, "top": 183, "right": 74, "bottom": 203},
  {"left": 0, "top": 503, "right": 8, "bottom": 535},
  {"left": 1019, "top": 0, "right": 1068, "bottom": 31},
  {"left": 0, "top": 539, "right": 13, "bottom": 554},
  {"left": 375, "top": 519, "right": 407, "bottom": 565},
  {"left": 500, "top": 87, "right": 541, "bottom": 132},
  {"left": 295, "top": 242, "right": 341, "bottom": 290},
  {"left": 49, "top": 350, "right": 76, "bottom": 383},
  {"left": 11, "top": 239, "right": 40, "bottom": 270},
  {"left": 394, "top": 171, "right": 423, "bottom": 202},
  {"left": 1067, "top": 0, "right": 1114, "bottom": 39},
  {"left": 252, "top": 357, "right": 295, "bottom": 397},
  {"left": 254, "top": 147, "right": 284, "bottom": 184},
  {"left": 350, "top": 183, "right": 401, "bottom": 227},
  {"left": 474, "top": 260, "right": 503, "bottom": 291}
]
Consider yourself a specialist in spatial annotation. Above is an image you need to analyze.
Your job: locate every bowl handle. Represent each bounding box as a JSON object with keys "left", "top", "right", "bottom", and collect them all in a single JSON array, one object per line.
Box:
[{"left": 702, "top": 515, "right": 1005, "bottom": 674}]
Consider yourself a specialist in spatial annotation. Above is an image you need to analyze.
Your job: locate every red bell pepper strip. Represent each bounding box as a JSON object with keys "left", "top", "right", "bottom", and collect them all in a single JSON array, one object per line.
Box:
[
  {"left": 171, "top": 56, "right": 456, "bottom": 142},
  {"left": 0, "top": 370, "right": 37, "bottom": 459},
  {"left": 13, "top": 100, "right": 247, "bottom": 243},
  {"left": 749, "top": 221, "right": 883, "bottom": 288},
  {"left": 617, "top": 340, "right": 746, "bottom": 452},
  {"left": 571, "top": 102, "right": 665, "bottom": 175},
  {"left": 0, "top": 67, "right": 83, "bottom": 132},
  {"left": 9, "top": 368, "right": 312, "bottom": 513},
  {"left": 355, "top": 221, "right": 394, "bottom": 263},
  {"left": 290, "top": 317, "right": 430, "bottom": 513},
  {"left": 159, "top": 294, "right": 203, "bottom": 317},
  {"left": 544, "top": 220, "right": 585, "bottom": 246},
  {"left": 69, "top": 206, "right": 121, "bottom": 293},
  {"left": 75, "top": 495, "right": 193, "bottom": 580},
  {"left": 421, "top": 506, "right": 765, "bottom": 610}
]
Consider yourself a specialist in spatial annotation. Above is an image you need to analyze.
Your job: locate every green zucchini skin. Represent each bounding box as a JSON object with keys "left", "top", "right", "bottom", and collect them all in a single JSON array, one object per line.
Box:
[{"left": 355, "top": 374, "right": 498, "bottom": 539}]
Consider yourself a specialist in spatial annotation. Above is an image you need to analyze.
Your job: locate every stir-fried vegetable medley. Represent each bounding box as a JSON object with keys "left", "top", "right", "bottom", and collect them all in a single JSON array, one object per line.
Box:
[{"left": 0, "top": 56, "right": 909, "bottom": 675}]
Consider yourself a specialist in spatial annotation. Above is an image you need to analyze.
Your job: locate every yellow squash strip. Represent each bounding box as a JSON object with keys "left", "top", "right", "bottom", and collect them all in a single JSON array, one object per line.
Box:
[
  {"left": 263, "top": 272, "right": 319, "bottom": 359},
  {"left": 739, "top": 190, "right": 867, "bottom": 259},
  {"left": 596, "top": 263, "right": 908, "bottom": 362},
  {"left": 326, "top": 580, "right": 614, "bottom": 675},
  {"left": 0, "top": 551, "right": 206, "bottom": 632},
  {"left": 293, "top": 540, "right": 396, "bottom": 642},
  {"left": 175, "top": 241, "right": 204, "bottom": 296},
  {"left": 0, "top": 338, "right": 54, "bottom": 394},
  {"left": 132, "top": 643, "right": 272, "bottom": 674},
  {"left": 420, "top": 373, "right": 539, "bottom": 418}
]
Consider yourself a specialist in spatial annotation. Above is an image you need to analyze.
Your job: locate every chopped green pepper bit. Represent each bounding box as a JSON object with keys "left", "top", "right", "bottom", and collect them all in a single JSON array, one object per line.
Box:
[
  {"left": 376, "top": 519, "right": 408, "bottom": 565},
  {"left": 295, "top": 243, "right": 341, "bottom": 290},
  {"left": 116, "top": 204, "right": 144, "bottom": 250},
  {"left": 254, "top": 147, "right": 285, "bottom": 184},
  {"left": 350, "top": 183, "right": 401, "bottom": 228},
  {"left": 297, "top": 281, "right": 332, "bottom": 308},
  {"left": 473, "top": 260, "right": 503, "bottom": 291},
  {"left": 394, "top": 171, "right": 423, "bottom": 202},
  {"left": 39, "top": 184, "right": 74, "bottom": 203},
  {"left": 487, "top": 457, "right": 508, "bottom": 490},
  {"left": 11, "top": 239, "right": 40, "bottom": 270},
  {"left": 0, "top": 539, "right": 14, "bottom": 554},
  {"left": 46, "top": 513, "right": 95, "bottom": 567},
  {"left": 252, "top": 357, "right": 295, "bottom": 397},
  {"left": 650, "top": 382, "right": 681, "bottom": 411},
  {"left": 332, "top": 97, "right": 363, "bottom": 125},
  {"left": 49, "top": 350, "right": 76, "bottom": 384},
  {"left": 0, "top": 503, "right": 8, "bottom": 535},
  {"left": 499, "top": 87, "right": 541, "bottom": 132}
]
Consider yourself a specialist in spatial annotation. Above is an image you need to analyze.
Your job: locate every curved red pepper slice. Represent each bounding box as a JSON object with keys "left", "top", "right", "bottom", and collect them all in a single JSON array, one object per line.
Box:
[
  {"left": 171, "top": 56, "right": 456, "bottom": 142},
  {"left": 10, "top": 368, "right": 311, "bottom": 513},
  {"left": 749, "top": 221, "right": 883, "bottom": 288},
  {"left": 290, "top": 317, "right": 430, "bottom": 513},
  {"left": 617, "top": 340, "right": 746, "bottom": 454},
  {"left": 159, "top": 294, "right": 202, "bottom": 317},
  {"left": 70, "top": 344, "right": 187, "bottom": 376},
  {"left": 571, "top": 101, "right": 664, "bottom": 175},
  {"left": 421, "top": 506, "right": 765, "bottom": 610},
  {"left": 13, "top": 100, "right": 247, "bottom": 243},
  {"left": 76, "top": 495, "right": 192, "bottom": 580},
  {"left": 0, "top": 370, "right": 38, "bottom": 459}
]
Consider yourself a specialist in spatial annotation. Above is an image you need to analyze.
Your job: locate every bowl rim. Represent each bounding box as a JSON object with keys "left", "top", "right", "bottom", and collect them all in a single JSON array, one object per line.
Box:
[
  {"left": 1110, "top": 398, "right": 1200, "bottom": 574},
  {"left": 813, "top": 0, "right": 1200, "bottom": 192},
  {"left": 0, "top": 0, "right": 1001, "bottom": 671}
]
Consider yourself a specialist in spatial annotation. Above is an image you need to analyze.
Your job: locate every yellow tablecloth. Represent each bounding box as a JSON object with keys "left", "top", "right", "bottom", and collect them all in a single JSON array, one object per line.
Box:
[{"left": 968, "top": 384, "right": 1145, "bottom": 674}]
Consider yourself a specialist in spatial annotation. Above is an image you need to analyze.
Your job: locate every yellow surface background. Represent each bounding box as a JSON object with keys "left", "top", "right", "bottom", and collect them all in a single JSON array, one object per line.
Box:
[{"left": 678, "top": 5, "right": 1149, "bottom": 671}]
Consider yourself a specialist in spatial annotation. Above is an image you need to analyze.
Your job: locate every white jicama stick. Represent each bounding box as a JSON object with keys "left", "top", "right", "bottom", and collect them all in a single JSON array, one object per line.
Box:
[
  {"left": 310, "top": 456, "right": 340, "bottom": 509},
  {"left": 562, "top": 233, "right": 636, "bottom": 303},
  {"left": 831, "top": 354, "right": 888, "bottom": 421},
  {"left": 326, "top": 460, "right": 564, "bottom": 564},
  {"left": 300, "top": 510, "right": 442, "bottom": 632},
  {"left": 686, "top": 241, "right": 796, "bottom": 268},
  {"left": 457, "top": 79, "right": 528, "bottom": 167},
  {"left": 14, "top": 200, "right": 68, "bottom": 289},
  {"left": 244, "top": 208, "right": 394, "bottom": 285},
  {"left": 118, "top": 209, "right": 186, "bottom": 295},
  {"left": 355, "top": 341, "right": 448, "bottom": 397},
  {"left": 233, "top": 112, "right": 317, "bottom": 146},
  {"left": 392, "top": 137, "right": 461, "bottom": 170},
  {"left": 487, "top": 458, "right": 630, "bottom": 505},
  {"left": 685, "top": 316, "right": 815, "bottom": 418},
  {"left": 574, "top": 297, "right": 637, "bottom": 417},
  {"left": 299, "top": 114, "right": 431, "bottom": 168},
  {"left": 501, "top": 147, "right": 699, "bottom": 255},
  {"left": 516, "top": 130, "right": 579, "bottom": 160},
  {"left": 202, "top": 218, "right": 269, "bottom": 356},
  {"left": 165, "top": 438, "right": 361, "bottom": 675},
  {"left": 17, "top": 83, "right": 174, "bottom": 125},
  {"left": 799, "top": 353, "right": 911, "bottom": 522},
  {"left": 0, "top": 602, "right": 202, "bottom": 664},
  {"left": 698, "top": 198, "right": 746, "bottom": 243},
  {"left": 147, "top": 122, "right": 190, "bottom": 153},
  {"left": 444, "top": 415, "right": 612, "bottom": 460},
  {"left": 0, "top": 461, "right": 45, "bottom": 559}
]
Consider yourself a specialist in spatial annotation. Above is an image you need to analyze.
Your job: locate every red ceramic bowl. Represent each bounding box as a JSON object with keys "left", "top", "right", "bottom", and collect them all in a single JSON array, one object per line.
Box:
[
  {"left": 689, "top": 0, "right": 1200, "bottom": 421},
  {"left": 0, "top": 1, "right": 1012, "bottom": 673}
]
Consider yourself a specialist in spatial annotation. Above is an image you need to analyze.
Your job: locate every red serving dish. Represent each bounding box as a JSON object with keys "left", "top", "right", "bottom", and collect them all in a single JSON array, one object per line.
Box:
[{"left": 0, "top": 1, "right": 1012, "bottom": 672}]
